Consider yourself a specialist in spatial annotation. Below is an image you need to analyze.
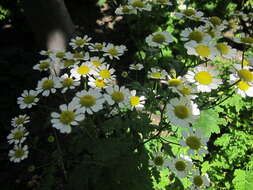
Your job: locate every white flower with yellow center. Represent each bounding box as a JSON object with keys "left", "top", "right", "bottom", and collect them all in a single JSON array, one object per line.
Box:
[
  {"left": 88, "top": 76, "right": 114, "bottom": 89},
  {"left": 175, "top": 8, "right": 204, "bottom": 21},
  {"left": 128, "top": 0, "right": 152, "bottom": 11},
  {"left": 60, "top": 74, "right": 80, "bottom": 93},
  {"left": 190, "top": 170, "right": 210, "bottom": 190},
  {"left": 36, "top": 76, "right": 61, "bottom": 96},
  {"left": 7, "top": 126, "right": 29, "bottom": 144},
  {"left": 70, "top": 52, "right": 90, "bottom": 61},
  {"left": 230, "top": 73, "right": 253, "bottom": 98},
  {"left": 69, "top": 35, "right": 92, "bottom": 49},
  {"left": 148, "top": 67, "right": 168, "bottom": 79},
  {"left": 104, "top": 85, "right": 130, "bottom": 108},
  {"left": 90, "top": 57, "right": 105, "bottom": 68},
  {"left": 180, "top": 129, "right": 209, "bottom": 156},
  {"left": 232, "top": 64, "right": 253, "bottom": 85},
  {"left": 9, "top": 144, "right": 29, "bottom": 163},
  {"left": 33, "top": 59, "right": 51, "bottom": 72},
  {"left": 70, "top": 62, "right": 96, "bottom": 80},
  {"left": 129, "top": 90, "right": 146, "bottom": 110},
  {"left": 161, "top": 75, "right": 183, "bottom": 89},
  {"left": 146, "top": 31, "right": 173, "bottom": 47},
  {"left": 185, "top": 65, "right": 222, "bottom": 92},
  {"left": 49, "top": 50, "right": 66, "bottom": 60},
  {"left": 72, "top": 89, "right": 105, "bottom": 114},
  {"left": 102, "top": 44, "right": 127, "bottom": 60},
  {"left": 62, "top": 58, "right": 77, "bottom": 69},
  {"left": 168, "top": 155, "right": 193, "bottom": 178},
  {"left": 185, "top": 41, "right": 218, "bottom": 60},
  {"left": 11, "top": 114, "right": 30, "bottom": 127},
  {"left": 198, "top": 25, "right": 223, "bottom": 40},
  {"left": 166, "top": 97, "right": 200, "bottom": 127},
  {"left": 149, "top": 152, "right": 169, "bottom": 170},
  {"left": 233, "top": 33, "right": 253, "bottom": 46},
  {"left": 181, "top": 27, "right": 211, "bottom": 43},
  {"left": 151, "top": 0, "right": 172, "bottom": 6},
  {"left": 17, "top": 90, "right": 39, "bottom": 109},
  {"left": 40, "top": 50, "right": 53, "bottom": 56},
  {"left": 215, "top": 42, "right": 236, "bottom": 59},
  {"left": 88, "top": 42, "right": 107, "bottom": 52},
  {"left": 176, "top": 84, "right": 197, "bottom": 99},
  {"left": 94, "top": 64, "right": 116, "bottom": 81},
  {"left": 129, "top": 63, "right": 144, "bottom": 70},
  {"left": 115, "top": 5, "right": 137, "bottom": 15},
  {"left": 204, "top": 16, "right": 228, "bottom": 30},
  {"left": 51, "top": 102, "right": 85, "bottom": 134}
]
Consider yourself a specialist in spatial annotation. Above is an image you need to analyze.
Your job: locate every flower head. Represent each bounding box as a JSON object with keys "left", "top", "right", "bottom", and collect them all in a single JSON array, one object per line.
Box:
[
  {"left": 146, "top": 31, "right": 173, "bottom": 47},
  {"left": 17, "top": 90, "right": 39, "bottom": 109},
  {"left": 168, "top": 155, "right": 193, "bottom": 178},
  {"left": 9, "top": 144, "right": 29, "bottom": 163},
  {"left": 7, "top": 126, "right": 29, "bottom": 144},
  {"left": 36, "top": 76, "right": 62, "bottom": 96},
  {"left": 11, "top": 114, "right": 30, "bottom": 127},
  {"left": 69, "top": 35, "right": 92, "bottom": 49}
]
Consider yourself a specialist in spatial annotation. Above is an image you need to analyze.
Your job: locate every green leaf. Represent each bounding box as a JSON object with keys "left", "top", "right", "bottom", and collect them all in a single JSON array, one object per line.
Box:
[{"left": 232, "top": 170, "right": 253, "bottom": 190}]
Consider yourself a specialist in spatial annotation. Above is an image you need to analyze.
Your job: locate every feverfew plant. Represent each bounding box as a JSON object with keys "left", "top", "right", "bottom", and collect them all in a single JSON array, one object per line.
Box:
[{"left": 6, "top": 0, "right": 253, "bottom": 189}]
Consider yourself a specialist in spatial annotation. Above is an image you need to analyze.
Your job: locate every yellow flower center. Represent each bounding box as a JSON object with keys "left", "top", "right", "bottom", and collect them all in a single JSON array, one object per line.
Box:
[
  {"left": 174, "top": 105, "right": 190, "bottom": 119},
  {"left": 241, "top": 37, "right": 253, "bottom": 44},
  {"left": 92, "top": 60, "right": 102, "bottom": 67},
  {"left": 152, "top": 34, "right": 166, "bottom": 44},
  {"left": 14, "top": 148, "right": 25, "bottom": 158},
  {"left": 56, "top": 52, "right": 65, "bottom": 58},
  {"left": 130, "top": 96, "right": 140, "bottom": 106},
  {"left": 237, "top": 81, "right": 250, "bottom": 91},
  {"left": 60, "top": 110, "right": 75, "bottom": 125},
  {"left": 216, "top": 43, "right": 229, "bottom": 55},
  {"left": 132, "top": 0, "right": 145, "bottom": 8},
  {"left": 108, "top": 48, "right": 118, "bottom": 56},
  {"left": 77, "top": 65, "right": 90, "bottom": 75},
  {"left": 122, "top": 5, "right": 130, "bottom": 13},
  {"left": 195, "top": 45, "right": 211, "bottom": 57},
  {"left": 179, "top": 86, "right": 192, "bottom": 95},
  {"left": 100, "top": 70, "right": 111, "bottom": 79},
  {"left": 13, "top": 131, "right": 25, "bottom": 140},
  {"left": 42, "top": 80, "right": 54, "bottom": 90},
  {"left": 194, "top": 71, "right": 213, "bottom": 85},
  {"left": 79, "top": 95, "right": 96, "bottom": 107},
  {"left": 153, "top": 156, "right": 164, "bottom": 166},
  {"left": 15, "top": 117, "right": 26, "bottom": 125},
  {"left": 75, "top": 39, "right": 86, "bottom": 46},
  {"left": 73, "top": 53, "right": 84, "bottom": 59},
  {"left": 23, "top": 95, "right": 35, "bottom": 104},
  {"left": 189, "top": 31, "right": 203, "bottom": 43},
  {"left": 186, "top": 136, "right": 201, "bottom": 150},
  {"left": 112, "top": 91, "right": 124, "bottom": 103},
  {"left": 157, "top": 0, "right": 167, "bottom": 3},
  {"left": 209, "top": 16, "right": 222, "bottom": 26},
  {"left": 95, "top": 78, "right": 106, "bottom": 88},
  {"left": 62, "top": 78, "right": 74, "bottom": 87},
  {"left": 238, "top": 69, "right": 253, "bottom": 82},
  {"left": 39, "top": 61, "right": 49, "bottom": 70},
  {"left": 168, "top": 79, "right": 182, "bottom": 86},
  {"left": 184, "top": 8, "right": 196, "bottom": 16},
  {"left": 151, "top": 72, "right": 162, "bottom": 79},
  {"left": 175, "top": 161, "right": 186, "bottom": 171},
  {"left": 95, "top": 43, "right": 104, "bottom": 50},
  {"left": 64, "top": 60, "right": 75, "bottom": 67},
  {"left": 243, "top": 59, "right": 249, "bottom": 66},
  {"left": 193, "top": 176, "right": 204, "bottom": 187}
]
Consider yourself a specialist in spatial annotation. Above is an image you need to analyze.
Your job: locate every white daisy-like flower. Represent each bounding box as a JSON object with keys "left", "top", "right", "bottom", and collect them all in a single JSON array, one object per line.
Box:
[
  {"left": 88, "top": 42, "right": 107, "bottom": 52},
  {"left": 231, "top": 64, "right": 253, "bottom": 85},
  {"left": 40, "top": 50, "right": 53, "bottom": 56},
  {"left": 115, "top": 5, "right": 137, "bottom": 15},
  {"left": 204, "top": 16, "right": 228, "bottom": 30},
  {"left": 215, "top": 42, "right": 236, "bottom": 59},
  {"left": 176, "top": 84, "right": 198, "bottom": 99},
  {"left": 190, "top": 170, "right": 210, "bottom": 190},
  {"left": 233, "top": 33, "right": 253, "bottom": 46},
  {"left": 146, "top": 31, "right": 173, "bottom": 47},
  {"left": 185, "top": 41, "right": 218, "bottom": 60},
  {"left": 49, "top": 50, "right": 66, "bottom": 60},
  {"left": 185, "top": 65, "right": 222, "bottom": 92},
  {"left": 7, "top": 126, "right": 29, "bottom": 144},
  {"left": 94, "top": 64, "right": 116, "bottom": 81},
  {"left": 17, "top": 90, "right": 39, "bottom": 109},
  {"left": 168, "top": 154, "right": 193, "bottom": 178},
  {"left": 198, "top": 25, "right": 223, "bottom": 40},
  {"left": 70, "top": 62, "right": 96, "bottom": 80},
  {"left": 33, "top": 59, "right": 51, "bottom": 72},
  {"left": 60, "top": 74, "right": 80, "bottom": 93},
  {"left": 166, "top": 97, "right": 200, "bottom": 127},
  {"left": 90, "top": 57, "right": 105, "bottom": 68},
  {"left": 129, "top": 90, "right": 146, "bottom": 110},
  {"left": 174, "top": 7, "right": 204, "bottom": 21},
  {"left": 88, "top": 76, "right": 114, "bottom": 89},
  {"left": 11, "top": 114, "right": 30, "bottom": 127},
  {"left": 128, "top": 0, "right": 152, "bottom": 11},
  {"left": 180, "top": 128, "right": 209, "bottom": 156},
  {"left": 181, "top": 27, "right": 211, "bottom": 43},
  {"left": 71, "top": 89, "right": 105, "bottom": 114},
  {"left": 230, "top": 74, "right": 253, "bottom": 98},
  {"left": 104, "top": 85, "right": 130, "bottom": 108},
  {"left": 149, "top": 152, "right": 169, "bottom": 170},
  {"left": 151, "top": 0, "right": 172, "bottom": 6},
  {"left": 72, "top": 52, "right": 90, "bottom": 61},
  {"left": 9, "top": 144, "right": 29, "bottom": 163},
  {"left": 51, "top": 102, "right": 85, "bottom": 134},
  {"left": 148, "top": 67, "right": 168, "bottom": 79},
  {"left": 161, "top": 75, "right": 183, "bottom": 88},
  {"left": 102, "top": 43, "right": 127, "bottom": 60},
  {"left": 36, "top": 76, "right": 62, "bottom": 96},
  {"left": 62, "top": 58, "right": 77, "bottom": 68},
  {"left": 129, "top": 63, "right": 144, "bottom": 70},
  {"left": 69, "top": 35, "right": 92, "bottom": 49}
]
